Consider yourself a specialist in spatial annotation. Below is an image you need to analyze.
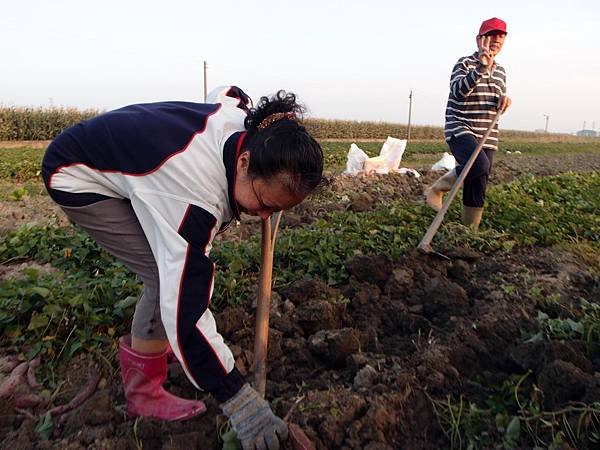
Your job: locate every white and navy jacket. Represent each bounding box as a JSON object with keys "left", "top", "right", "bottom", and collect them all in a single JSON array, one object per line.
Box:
[
  {"left": 42, "top": 86, "right": 252, "bottom": 402},
  {"left": 444, "top": 52, "right": 507, "bottom": 151}
]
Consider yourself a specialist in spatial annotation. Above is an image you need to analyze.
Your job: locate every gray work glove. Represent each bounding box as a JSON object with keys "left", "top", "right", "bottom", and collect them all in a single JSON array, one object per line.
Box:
[{"left": 221, "top": 384, "right": 288, "bottom": 450}]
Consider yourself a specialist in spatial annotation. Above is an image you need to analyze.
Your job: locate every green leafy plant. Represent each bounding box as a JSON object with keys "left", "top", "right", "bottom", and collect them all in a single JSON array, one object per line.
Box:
[
  {"left": 35, "top": 411, "right": 54, "bottom": 440},
  {"left": 9, "top": 186, "right": 29, "bottom": 201},
  {"left": 429, "top": 373, "right": 600, "bottom": 450}
]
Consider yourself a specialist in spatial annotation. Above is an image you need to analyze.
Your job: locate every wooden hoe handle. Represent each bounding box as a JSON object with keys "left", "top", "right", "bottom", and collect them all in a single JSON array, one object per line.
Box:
[{"left": 252, "top": 211, "right": 283, "bottom": 398}]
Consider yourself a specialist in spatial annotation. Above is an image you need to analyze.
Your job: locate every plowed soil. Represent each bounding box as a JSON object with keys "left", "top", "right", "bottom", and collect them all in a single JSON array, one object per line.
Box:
[{"left": 2, "top": 248, "right": 599, "bottom": 449}]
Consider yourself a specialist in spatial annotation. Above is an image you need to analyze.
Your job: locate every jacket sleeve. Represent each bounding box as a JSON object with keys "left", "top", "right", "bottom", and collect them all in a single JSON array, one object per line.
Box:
[
  {"left": 131, "top": 193, "right": 244, "bottom": 403},
  {"left": 449, "top": 57, "right": 488, "bottom": 100}
]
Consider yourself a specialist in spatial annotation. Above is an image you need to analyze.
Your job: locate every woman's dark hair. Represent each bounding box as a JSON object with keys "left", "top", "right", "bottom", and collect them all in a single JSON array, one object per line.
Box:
[{"left": 244, "top": 90, "right": 324, "bottom": 196}]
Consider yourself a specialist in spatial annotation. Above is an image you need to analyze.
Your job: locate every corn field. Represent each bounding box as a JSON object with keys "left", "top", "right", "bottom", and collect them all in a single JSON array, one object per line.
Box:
[
  {"left": 304, "top": 118, "right": 583, "bottom": 141},
  {"left": 0, "top": 106, "right": 100, "bottom": 141},
  {"left": 304, "top": 118, "right": 441, "bottom": 140},
  {"left": 0, "top": 106, "right": 589, "bottom": 142}
]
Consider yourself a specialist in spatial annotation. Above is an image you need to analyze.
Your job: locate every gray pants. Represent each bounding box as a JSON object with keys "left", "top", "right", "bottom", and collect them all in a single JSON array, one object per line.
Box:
[{"left": 60, "top": 199, "right": 166, "bottom": 340}]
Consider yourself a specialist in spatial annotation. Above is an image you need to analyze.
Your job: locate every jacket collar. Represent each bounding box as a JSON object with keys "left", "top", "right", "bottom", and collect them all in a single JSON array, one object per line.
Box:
[{"left": 222, "top": 131, "right": 246, "bottom": 221}]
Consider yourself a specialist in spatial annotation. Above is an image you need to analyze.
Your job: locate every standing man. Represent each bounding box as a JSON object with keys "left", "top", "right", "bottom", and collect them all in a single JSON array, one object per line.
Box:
[{"left": 425, "top": 17, "right": 511, "bottom": 228}]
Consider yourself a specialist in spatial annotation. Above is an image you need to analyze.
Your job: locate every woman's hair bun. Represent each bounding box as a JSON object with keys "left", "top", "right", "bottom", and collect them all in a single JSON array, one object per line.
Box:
[{"left": 245, "top": 90, "right": 304, "bottom": 132}]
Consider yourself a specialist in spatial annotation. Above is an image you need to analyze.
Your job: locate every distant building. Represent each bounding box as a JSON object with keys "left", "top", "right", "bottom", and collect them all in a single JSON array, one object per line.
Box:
[{"left": 576, "top": 129, "right": 597, "bottom": 137}]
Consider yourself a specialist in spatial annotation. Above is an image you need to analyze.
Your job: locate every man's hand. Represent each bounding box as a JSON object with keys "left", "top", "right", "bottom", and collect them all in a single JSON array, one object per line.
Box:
[
  {"left": 221, "top": 384, "right": 288, "bottom": 450},
  {"left": 477, "top": 35, "right": 494, "bottom": 71},
  {"left": 497, "top": 95, "right": 512, "bottom": 113}
]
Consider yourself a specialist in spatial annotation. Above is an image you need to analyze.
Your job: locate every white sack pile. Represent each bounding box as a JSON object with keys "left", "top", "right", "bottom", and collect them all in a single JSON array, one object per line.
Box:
[{"left": 345, "top": 137, "right": 419, "bottom": 177}]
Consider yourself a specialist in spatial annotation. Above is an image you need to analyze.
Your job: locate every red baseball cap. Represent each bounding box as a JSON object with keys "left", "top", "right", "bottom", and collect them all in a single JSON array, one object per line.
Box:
[{"left": 479, "top": 17, "right": 507, "bottom": 36}]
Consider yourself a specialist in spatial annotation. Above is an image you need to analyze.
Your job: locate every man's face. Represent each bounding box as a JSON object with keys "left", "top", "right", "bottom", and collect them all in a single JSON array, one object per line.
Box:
[{"left": 484, "top": 31, "right": 506, "bottom": 56}]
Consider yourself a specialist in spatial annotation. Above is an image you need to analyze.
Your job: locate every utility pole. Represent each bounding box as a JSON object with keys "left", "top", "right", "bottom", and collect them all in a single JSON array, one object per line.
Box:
[
  {"left": 583, "top": 121, "right": 586, "bottom": 130},
  {"left": 203, "top": 61, "right": 208, "bottom": 102},
  {"left": 543, "top": 114, "right": 550, "bottom": 133},
  {"left": 407, "top": 89, "right": 413, "bottom": 142}
]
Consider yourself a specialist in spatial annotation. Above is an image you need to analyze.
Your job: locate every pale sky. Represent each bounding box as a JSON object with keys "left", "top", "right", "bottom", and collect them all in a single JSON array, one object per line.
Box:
[{"left": 1, "top": 0, "right": 598, "bottom": 134}]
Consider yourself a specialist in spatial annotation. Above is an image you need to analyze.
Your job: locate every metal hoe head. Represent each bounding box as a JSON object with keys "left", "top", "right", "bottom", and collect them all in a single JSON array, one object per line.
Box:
[{"left": 417, "top": 243, "right": 451, "bottom": 260}]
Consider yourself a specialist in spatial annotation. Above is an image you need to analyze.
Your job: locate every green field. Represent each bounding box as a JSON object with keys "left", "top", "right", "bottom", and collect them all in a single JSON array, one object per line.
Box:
[
  {"left": 2, "top": 172, "right": 599, "bottom": 358},
  {"left": 322, "top": 140, "right": 600, "bottom": 170},
  {"left": 1, "top": 137, "right": 600, "bottom": 449},
  {"left": 3, "top": 139, "right": 600, "bottom": 183}
]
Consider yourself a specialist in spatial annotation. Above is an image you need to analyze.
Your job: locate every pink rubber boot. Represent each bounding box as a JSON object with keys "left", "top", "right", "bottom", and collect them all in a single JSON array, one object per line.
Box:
[
  {"left": 166, "top": 343, "right": 177, "bottom": 364},
  {"left": 118, "top": 336, "right": 206, "bottom": 421}
]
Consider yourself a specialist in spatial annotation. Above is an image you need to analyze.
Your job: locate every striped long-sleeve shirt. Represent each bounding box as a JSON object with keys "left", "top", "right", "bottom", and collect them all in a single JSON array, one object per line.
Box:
[{"left": 444, "top": 52, "right": 507, "bottom": 150}]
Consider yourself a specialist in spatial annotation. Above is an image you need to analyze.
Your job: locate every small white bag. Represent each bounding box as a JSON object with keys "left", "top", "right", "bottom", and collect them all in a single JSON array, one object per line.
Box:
[
  {"left": 364, "top": 156, "right": 388, "bottom": 174},
  {"left": 379, "top": 137, "right": 407, "bottom": 171},
  {"left": 345, "top": 143, "right": 369, "bottom": 174},
  {"left": 395, "top": 168, "right": 421, "bottom": 178},
  {"left": 431, "top": 152, "right": 457, "bottom": 171}
]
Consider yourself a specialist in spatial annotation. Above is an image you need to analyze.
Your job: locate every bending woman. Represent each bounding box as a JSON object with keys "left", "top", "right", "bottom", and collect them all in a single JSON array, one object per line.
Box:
[{"left": 42, "top": 86, "right": 324, "bottom": 450}]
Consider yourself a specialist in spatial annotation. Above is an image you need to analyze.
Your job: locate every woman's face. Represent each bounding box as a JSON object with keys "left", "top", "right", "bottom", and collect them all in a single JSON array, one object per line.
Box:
[{"left": 234, "top": 151, "right": 305, "bottom": 220}]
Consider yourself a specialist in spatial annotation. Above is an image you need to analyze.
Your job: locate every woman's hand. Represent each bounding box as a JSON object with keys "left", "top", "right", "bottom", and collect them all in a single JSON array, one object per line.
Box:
[{"left": 221, "top": 384, "right": 288, "bottom": 450}]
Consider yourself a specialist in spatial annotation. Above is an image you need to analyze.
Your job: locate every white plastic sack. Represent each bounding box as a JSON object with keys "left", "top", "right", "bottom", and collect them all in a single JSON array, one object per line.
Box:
[
  {"left": 379, "top": 137, "right": 407, "bottom": 171},
  {"left": 395, "top": 168, "right": 421, "bottom": 178},
  {"left": 431, "top": 152, "right": 456, "bottom": 171},
  {"left": 345, "top": 137, "right": 408, "bottom": 175},
  {"left": 345, "top": 143, "right": 369, "bottom": 174},
  {"left": 364, "top": 156, "right": 389, "bottom": 174}
]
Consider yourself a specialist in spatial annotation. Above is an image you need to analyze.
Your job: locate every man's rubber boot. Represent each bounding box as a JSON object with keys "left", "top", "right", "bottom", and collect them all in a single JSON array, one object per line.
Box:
[
  {"left": 118, "top": 336, "right": 206, "bottom": 421},
  {"left": 462, "top": 206, "right": 484, "bottom": 230},
  {"left": 425, "top": 169, "right": 457, "bottom": 211}
]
